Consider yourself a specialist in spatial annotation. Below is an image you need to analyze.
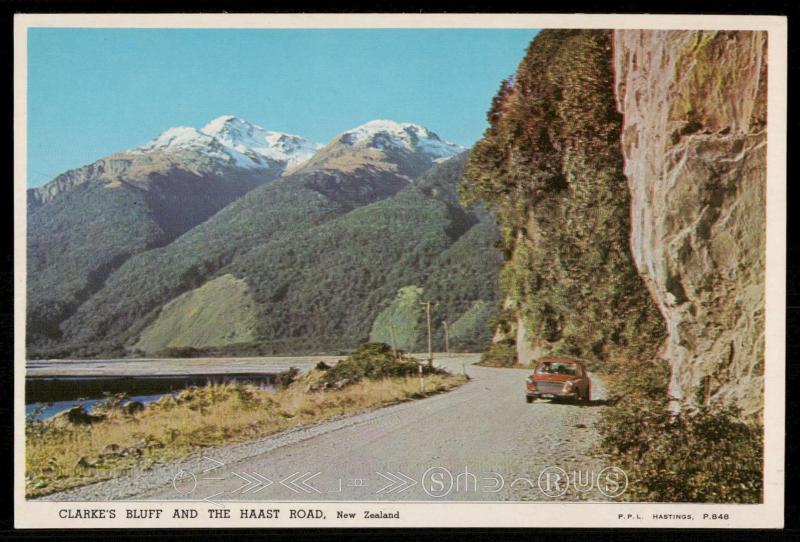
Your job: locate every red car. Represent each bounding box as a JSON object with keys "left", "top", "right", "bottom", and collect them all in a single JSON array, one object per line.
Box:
[{"left": 525, "top": 357, "right": 591, "bottom": 403}]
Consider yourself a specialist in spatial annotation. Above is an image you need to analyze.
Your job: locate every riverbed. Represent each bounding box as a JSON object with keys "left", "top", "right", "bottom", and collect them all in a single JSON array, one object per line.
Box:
[{"left": 25, "top": 355, "right": 340, "bottom": 420}]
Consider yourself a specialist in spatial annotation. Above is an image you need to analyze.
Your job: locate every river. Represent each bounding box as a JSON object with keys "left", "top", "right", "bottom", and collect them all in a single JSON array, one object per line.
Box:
[{"left": 25, "top": 373, "right": 279, "bottom": 420}]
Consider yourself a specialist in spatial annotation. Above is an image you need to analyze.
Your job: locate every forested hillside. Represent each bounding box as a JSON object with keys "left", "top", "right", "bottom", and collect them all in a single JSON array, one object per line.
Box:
[
  {"left": 27, "top": 155, "right": 274, "bottom": 347},
  {"left": 29, "top": 141, "right": 502, "bottom": 358}
]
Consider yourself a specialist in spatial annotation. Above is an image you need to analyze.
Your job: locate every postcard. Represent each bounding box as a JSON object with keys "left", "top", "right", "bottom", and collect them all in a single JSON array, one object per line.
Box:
[{"left": 13, "top": 13, "right": 787, "bottom": 529}]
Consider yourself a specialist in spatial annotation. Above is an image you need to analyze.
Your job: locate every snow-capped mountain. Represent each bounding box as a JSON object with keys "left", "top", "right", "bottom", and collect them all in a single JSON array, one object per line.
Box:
[
  {"left": 201, "top": 115, "right": 322, "bottom": 168},
  {"left": 133, "top": 126, "right": 256, "bottom": 167},
  {"left": 28, "top": 113, "right": 479, "bottom": 357},
  {"left": 132, "top": 116, "right": 322, "bottom": 171},
  {"left": 296, "top": 119, "right": 467, "bottom": 179},
  {"left": 339, "top": 120, "right": 465, "bottom": 162},
  {"left": 29, "top": 117, "right": 464, "bottom": 208}
]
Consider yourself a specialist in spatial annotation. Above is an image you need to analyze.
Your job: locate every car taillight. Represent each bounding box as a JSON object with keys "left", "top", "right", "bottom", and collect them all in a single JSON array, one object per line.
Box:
[
  {"left": 526, "top": 378, "right": 537, "bottom": 390},
  {"left": 563, "top": 380, "right": 575, "bottom": 392}
]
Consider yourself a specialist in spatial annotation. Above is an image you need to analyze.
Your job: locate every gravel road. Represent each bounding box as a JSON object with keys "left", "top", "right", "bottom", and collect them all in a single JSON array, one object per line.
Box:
[{"left": 41, "top": 355, "right": 618, "bottom": 502}]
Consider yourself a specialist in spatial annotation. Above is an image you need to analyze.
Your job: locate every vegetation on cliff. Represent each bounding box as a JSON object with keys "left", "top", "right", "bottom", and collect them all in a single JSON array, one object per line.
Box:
[
  {"left": 460, "top": 29, "right": 665, "bottom": 365},
  {"left": 599, "top": 359, "right": 762, "bottom": 503}
]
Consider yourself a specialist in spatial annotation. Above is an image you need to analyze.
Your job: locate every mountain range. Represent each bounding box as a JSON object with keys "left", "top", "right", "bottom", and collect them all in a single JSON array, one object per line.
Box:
[{"left": 27, "top": 116, "right": 501, "bottom": 358}]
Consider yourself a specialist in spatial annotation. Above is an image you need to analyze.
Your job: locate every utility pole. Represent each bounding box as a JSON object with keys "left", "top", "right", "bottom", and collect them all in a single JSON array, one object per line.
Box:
[
  {"left": 443, "top": 320, "right": 450, "bottom": 358},
  {"left": 420, "top": 301, "right": 433, "bottom": 367},
  {"left": 389, "top": 323, "right": 398, "bottom": 360}
]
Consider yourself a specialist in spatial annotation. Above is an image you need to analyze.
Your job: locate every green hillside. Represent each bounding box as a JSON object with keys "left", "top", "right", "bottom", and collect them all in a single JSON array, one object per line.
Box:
[
  {"left": 33, "top": 152, "right": 501, "bottom": 358},
  {"left": 369, "top": 286, "right": 425, "bottom": 351},
  {"left": 135, "top": 274, "right": 258, "bottom": 352},
  {"left": 27, "top": 167, "right": 269, "bottom": 347},
  {"left": 221, "top": 156, "right": 501, "bottom": 353},
  {"left": 36, "top": 158, "right": 410, "bottom": 356},
  {"left": 28, "top": 181, "right": 163, "bottom": 344}
]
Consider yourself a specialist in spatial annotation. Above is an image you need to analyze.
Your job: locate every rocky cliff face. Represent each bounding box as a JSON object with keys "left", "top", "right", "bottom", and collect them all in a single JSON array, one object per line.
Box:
[
  {"left": 465, "top": 29, "right": 767, "bottom": 418},
  {"left": 27, "top": 156, "right": 133, "bottom": 209},
  {"left": 613, "top": 30, "right": 767, "bottom": 415}
]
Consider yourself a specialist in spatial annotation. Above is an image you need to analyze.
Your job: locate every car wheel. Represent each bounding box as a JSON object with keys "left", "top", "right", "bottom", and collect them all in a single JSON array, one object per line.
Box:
[{"left": 526, "top": 396, "right": 534, "bottom": 404}]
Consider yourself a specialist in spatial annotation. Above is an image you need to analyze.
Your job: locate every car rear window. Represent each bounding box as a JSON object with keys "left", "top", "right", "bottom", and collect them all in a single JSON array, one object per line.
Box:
[{"left": 535, "top": 362, "right": 579, "bottom": 375}]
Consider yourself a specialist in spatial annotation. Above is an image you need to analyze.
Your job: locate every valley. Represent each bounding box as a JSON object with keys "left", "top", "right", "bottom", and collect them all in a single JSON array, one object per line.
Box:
[{"left": 28, "top": 118, "right": 501, "bottom": 360}]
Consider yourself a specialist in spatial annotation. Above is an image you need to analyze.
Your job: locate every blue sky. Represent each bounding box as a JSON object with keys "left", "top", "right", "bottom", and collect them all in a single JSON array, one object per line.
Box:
[{"left": 27, "top": 28, "right": 539, "bottom": 187}]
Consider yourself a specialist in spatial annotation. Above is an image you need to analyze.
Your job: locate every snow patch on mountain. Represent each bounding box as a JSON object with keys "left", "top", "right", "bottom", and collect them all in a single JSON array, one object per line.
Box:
[
  {"left": 340, "top": 120, "right": 465, "bottom": 162},
  {"left": 201, "top": 116, "right": 322, "bottom": 168},
  {"left": 132, "top": 116, "right": 322, "bottom": 171},
  {"left": 137, "top": 126, "right": 216, "bottom": 151}
]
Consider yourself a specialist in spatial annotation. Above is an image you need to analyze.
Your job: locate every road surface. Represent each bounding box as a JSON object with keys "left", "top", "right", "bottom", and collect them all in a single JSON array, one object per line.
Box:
[{"left": 41, "top": 355, "right": 619, "bottom": 502}]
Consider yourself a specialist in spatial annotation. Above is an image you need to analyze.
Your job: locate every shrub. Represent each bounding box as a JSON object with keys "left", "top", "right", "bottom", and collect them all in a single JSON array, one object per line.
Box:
[
  {"left": 599, "top": 361, "right": 763, "bottom": 503},
  {"left": 479, "top": 339, "right": 517, "bottom": 367},
  {"left": 319, "top": 342, "right": 445, "bottom": 388},
  {"left": 276, "top": 367, "right": 300, "bottom": 389},
  {"left": 154, "top": 346, "right": 207, "bottom": 358}
]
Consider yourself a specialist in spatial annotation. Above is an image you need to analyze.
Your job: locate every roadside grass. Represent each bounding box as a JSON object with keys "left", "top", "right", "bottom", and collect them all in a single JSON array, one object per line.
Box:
[{"left": 25, "top": 347, "right": 466, "bottom": 498}]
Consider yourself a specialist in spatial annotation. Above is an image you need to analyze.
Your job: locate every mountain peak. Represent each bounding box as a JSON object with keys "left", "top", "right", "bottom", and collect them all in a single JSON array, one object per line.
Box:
[
  {"left": 137, "top": 126, "right": 216, "bottom": 152},
  {"left": 133, "top": 116, "right": 322, "bottom": 170},
  {"left": 340, "top": 119, "right": 465, "bottom": 162},
  {"left": 203, "top": 114, "right": 239, "bottom": 126},
  {"left": 200, "top": 115, "right": 259, "bottom": 140},
  {"left": 200, "top": 115, "right": 323, "bottom": 168}
]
